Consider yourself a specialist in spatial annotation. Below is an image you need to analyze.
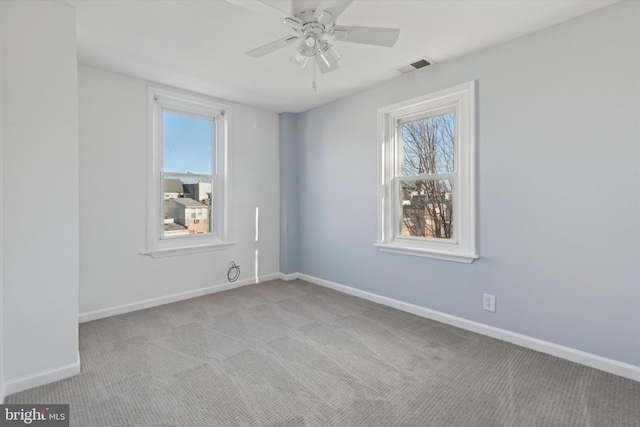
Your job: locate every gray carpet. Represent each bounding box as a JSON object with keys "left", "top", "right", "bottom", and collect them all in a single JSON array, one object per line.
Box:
[{"left": 6, "top": 279, "right": 640, "bottom": 426}]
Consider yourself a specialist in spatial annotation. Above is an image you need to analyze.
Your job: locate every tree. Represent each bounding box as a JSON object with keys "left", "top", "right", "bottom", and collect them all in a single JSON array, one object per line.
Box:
[{"left": 400, "top": 113, "right": 454, "bottom": 239}]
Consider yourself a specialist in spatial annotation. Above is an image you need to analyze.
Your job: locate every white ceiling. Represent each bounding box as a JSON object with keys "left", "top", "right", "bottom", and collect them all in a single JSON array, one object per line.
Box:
[{"left": 68, "top": 0, "right": 617, "bottom": 113}]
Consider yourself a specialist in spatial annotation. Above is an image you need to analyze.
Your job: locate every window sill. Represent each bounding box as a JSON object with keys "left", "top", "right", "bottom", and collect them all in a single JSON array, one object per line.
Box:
[
  {"left": 374, "top": 243, "right": 478, "bottom": 264},
  {"left": 141, "top": 241, "right": 236, "bottom": 258}
]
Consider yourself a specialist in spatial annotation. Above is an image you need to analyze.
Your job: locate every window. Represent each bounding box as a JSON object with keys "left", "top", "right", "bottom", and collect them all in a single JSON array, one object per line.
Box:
[
  {"left": 145, "top": 87, "right": 233, "bottom": 257},
  {"left": 376, "top": 81, "right": 477, "bottom": 263}
]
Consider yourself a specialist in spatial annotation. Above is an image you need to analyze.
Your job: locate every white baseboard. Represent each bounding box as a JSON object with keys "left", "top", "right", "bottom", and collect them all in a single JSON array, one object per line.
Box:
[
  {"left": 79, "top": 273, "right": 277, "bottom": 323},
  {"left": 298, "top": 273, "right": 640, "bottom": 383},
  {"left": 279, "top": 272, "right": 301, "bottom": 281},
  {"left": 257, "top": 273, "right": 282, "bottom": 283},
  {"left": 4, "top": 352, "right": 81, "bottom": 398}
]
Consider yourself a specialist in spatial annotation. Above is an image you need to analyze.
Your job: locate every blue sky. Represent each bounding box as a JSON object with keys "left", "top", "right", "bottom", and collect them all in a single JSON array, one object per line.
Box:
[{"left": 163, "top": 111, "right": 212, "bottom": 174}]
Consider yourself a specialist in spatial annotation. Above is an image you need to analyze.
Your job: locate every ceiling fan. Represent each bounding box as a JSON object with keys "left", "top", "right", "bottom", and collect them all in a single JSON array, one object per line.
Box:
[{"left": 227, "top": 0, "right": 400, "bottom": 79}]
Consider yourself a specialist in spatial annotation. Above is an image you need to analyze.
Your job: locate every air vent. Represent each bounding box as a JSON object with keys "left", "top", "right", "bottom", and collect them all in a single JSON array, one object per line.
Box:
[{"left": 396, "top": 57, "right": 433, "bottom": 75}]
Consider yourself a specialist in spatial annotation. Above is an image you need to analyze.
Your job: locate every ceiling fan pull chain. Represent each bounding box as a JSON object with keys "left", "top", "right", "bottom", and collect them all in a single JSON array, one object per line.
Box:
[{"left": 312, "top": 55, "right": 318, "bottom": 92}]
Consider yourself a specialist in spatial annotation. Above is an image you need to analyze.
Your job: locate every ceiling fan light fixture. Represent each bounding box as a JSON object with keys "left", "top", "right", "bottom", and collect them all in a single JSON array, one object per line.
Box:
[
  {"left": 319, "top": 43, "right": 341, "bottom": 68},
  {"left": 290, "top": 51, "right": 310, "bottom": 69},
  {"left": 296, "top": 37, "right": 316, "bottom": 57},
  {"left": 304, "top": 35, "right": 316, "bottom": 48}
]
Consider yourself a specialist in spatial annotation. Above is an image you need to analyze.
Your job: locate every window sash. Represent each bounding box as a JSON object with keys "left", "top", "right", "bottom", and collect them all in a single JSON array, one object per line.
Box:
[
  {"left": 160, "top": 107, "right": 218, "bottom": 175},
  {"left": 398, "top": 106, "right": 456, "bottom": 126},
  {"left": 158, "top": 106, "right": 219, "bottom": 239},
  {"left": 161, "top": 172, "right": 216, "bottom": 238},
  {"left": 396, "top": 109, "right": 458, "bottom": 178},
  {"left": 393, "top": 177, "right": 458, "bottom": 244},
  {"left": 393, "top": 108, "right": 460, "bottom": 243}
]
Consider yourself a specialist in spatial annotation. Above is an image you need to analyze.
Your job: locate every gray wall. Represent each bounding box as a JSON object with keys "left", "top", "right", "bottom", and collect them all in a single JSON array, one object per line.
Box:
[
  {"left": 279, "top": 113, "right": 300, "bottom": 274},
  {"left": 290, "top": 2, "right": 640, "bottom": 366}
]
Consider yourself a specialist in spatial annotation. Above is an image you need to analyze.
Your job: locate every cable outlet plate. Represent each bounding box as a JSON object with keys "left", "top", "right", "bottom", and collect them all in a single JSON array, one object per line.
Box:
[{"left": 483, "top": 294, "right": 496, "bottom": 312}]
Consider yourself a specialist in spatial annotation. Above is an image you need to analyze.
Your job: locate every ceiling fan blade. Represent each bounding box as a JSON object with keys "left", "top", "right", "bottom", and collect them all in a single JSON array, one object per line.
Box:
[
  {"left": 226, "top": 0, "right": 290, "bottom": 18},
  {"left": 314, "top": 0, "right": 353, "bottom": 24},
  {"left": 332, "top": 26, "right": 400, "bottom": 47},
  {"left": 245, "top": 36, "right": 299, "bottom": 58},
  {"left": 315, "top": 52, "right": 339, "bottom": 74}
]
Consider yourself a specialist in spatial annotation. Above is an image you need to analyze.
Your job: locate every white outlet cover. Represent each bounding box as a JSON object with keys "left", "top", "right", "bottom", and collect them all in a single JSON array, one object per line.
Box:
[{"left": 483, "top": 293, "right": 496, "bottom": 312}]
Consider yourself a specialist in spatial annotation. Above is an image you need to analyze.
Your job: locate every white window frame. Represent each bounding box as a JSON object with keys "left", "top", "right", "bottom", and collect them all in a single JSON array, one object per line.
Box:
[
  {"left": 144, "top": 86, "right": 234, "bottom": 257},
  {"left": 375, "top": 81, "right": 477, "bottom": 263}
]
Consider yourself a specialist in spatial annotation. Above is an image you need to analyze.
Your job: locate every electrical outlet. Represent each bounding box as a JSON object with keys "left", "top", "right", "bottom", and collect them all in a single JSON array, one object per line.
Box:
[{"left": 483, "top": 294, "right": 496, "bottom": 312}]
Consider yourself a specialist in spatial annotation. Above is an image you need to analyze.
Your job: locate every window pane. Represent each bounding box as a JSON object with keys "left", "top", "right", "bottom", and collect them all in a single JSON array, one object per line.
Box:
[
  {"left": 163, "top": 111, "right": 213, "bottom": 174},
  {"left": 163, "top": 176, "right": 213, "bottom": 237},
  {"left": 399, "top": 179, "right": 453, "bottom": 239},
  {"left": 402, "top": 112, "right": 454, "bottom": 175}
]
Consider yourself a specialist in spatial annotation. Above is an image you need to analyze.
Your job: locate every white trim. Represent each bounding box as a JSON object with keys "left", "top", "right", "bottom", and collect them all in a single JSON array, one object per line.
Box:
[
  {"left": 279, "top": 272, "right": 301, "bottom": 281},
  {"left": 257, "top": 273, "right": 282, "bottom": 283},
  {"left": 298, "top": 273, "right": 640, "bottom": 382},
  {"left": 3, "top": 352, "right": 81, "bottom": 398},
  {"left": 139, "top": 240, "right": 236, "bottom": 258},
  {"left": 374, "top": 243, "right": 478, "bottom": 263},
  {"left": 79, "top": 273, "right": 279, "bottom": 323}
]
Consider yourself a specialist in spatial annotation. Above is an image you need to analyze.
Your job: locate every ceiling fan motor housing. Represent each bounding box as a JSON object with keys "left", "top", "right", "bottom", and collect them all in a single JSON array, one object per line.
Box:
[
  {"left": 291, "top": 10, "right": 336, "bottom": 59},
  {"left": 300, "top": 25, "right": 325, "bottom": 55}
]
